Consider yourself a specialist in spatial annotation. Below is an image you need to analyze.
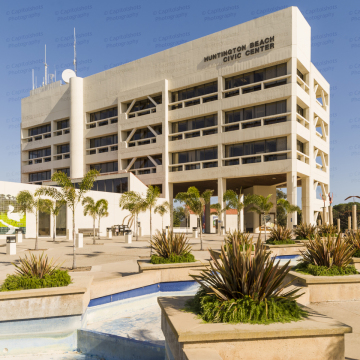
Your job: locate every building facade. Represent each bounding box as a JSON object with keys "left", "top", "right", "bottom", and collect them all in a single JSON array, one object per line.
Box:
[{"left": 21, "top": 7, "right": 330, "bottom": 232}]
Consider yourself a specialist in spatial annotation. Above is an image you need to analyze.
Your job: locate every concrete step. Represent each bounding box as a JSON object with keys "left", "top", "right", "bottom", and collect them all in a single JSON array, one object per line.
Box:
[{"left": 184, "top": 348, "right": 223, "bottom": 360}]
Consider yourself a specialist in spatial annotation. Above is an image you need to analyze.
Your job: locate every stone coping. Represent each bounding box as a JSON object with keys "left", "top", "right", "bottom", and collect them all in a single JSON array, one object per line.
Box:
[
  {"left": 138, "top": 259, "right": 208, "bottom": 272},
  {"left": 158, "top": 296, "right": 351, "bottom": 343},
  {"left": 264, "top": 243, "right": 305, "bottom": 248},
  {"left": 0, "top": 274, "right": 92, "bottom": 301},
  {"left": 351, "top": 257, "right": 360, "bottom": 263},
  {"left": 288, "top": 270, "right": 360, "bottom": 284}
]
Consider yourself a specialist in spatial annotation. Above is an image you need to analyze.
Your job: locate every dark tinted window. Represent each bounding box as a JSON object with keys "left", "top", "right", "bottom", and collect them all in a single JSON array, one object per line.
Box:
[
  {"left": 28, "top": 124, "right": 51, "bottom": 137},
  {"left": 90, "top": 107, "right": 118, "bottom": 122}
]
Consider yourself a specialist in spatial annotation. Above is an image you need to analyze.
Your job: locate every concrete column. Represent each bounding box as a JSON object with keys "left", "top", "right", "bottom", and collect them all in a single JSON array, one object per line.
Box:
[
  {"left": 286, "top": 172, "right": 297, "bottom": 228},
  {"left": 169, "top": 183, "right": 173, "bottom": 231},
  {"left": 205, "top": 203, "right": 210, "bottom": 233},
  {"left": 217, "top": 178, "right": 226, "bottom": 232},
  {"left": 337, "top": 218, "right": 341, "bottom": 233},
  {"left": 348, "top": 216, "right": 352, "bottom": 230},
  {"left": 301, "top": 177, "right": 314, "bottom": 224},
  {"left": 163, "top": 79, "right": 170, "bottom": 200},
  {"left": 329, "top": 205, "right": 333, "bottom": 225},
  {"left": 240, "top": 194, "right": 244, "bottom": 232},
  {"left": 70, "top": 76, "right": 84, "bottom": 179},
  {"left": 322, "top": 207, "right": 327, "bottom": 225},
  {"left": 352, "top": 205, "right": 357, "bottom": 231}
]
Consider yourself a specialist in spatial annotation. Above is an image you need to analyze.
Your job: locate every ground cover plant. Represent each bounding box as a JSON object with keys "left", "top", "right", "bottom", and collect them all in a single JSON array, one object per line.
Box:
[
  {"left": 293, "top": 234, "right": 357, "bottom": 276},
  {"left": 345, "top": 230, "right": 360, "bottom": 257},
  {"left": 294, "top": 223, "right": 317, "bottom": 240},
  {"left": 185, "top": 236, "right": 306, "bottom": 324},
  {"left": 1, "top": 252, "right": 71, "bottom": 291},
  {"left": 265, "top": 226, "right": 295, "bottom": 245},
  {"left": 150, "top": 231, "right": 195, "bottom": 264}
]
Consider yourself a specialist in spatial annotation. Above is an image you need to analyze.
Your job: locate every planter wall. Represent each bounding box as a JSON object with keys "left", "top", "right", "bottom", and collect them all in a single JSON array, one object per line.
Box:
[
  {"left": 350, "top": 257, "right": 360, "bottom": 271},
  {"left": 158, "top": 296, "right": 351, "bottom": 360},
  {"left": 264, "top": 244, "right": 305, "bottom": 257}
]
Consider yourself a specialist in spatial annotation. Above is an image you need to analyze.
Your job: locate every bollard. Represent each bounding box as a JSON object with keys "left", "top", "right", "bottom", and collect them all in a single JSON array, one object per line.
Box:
[
  {"left": 6, "top": 236, "right": 16, "bottom": 255},
  {"left": 337, "top": 219, "right": 341, "bottom": 234},
  {"left": 106, "top": 228, "right": 112, "bottom": 239},
  {"left": 322, "top": 207, "right": 327, "bottom": 225},
  {"left": 76, "top": 233, "right": 83, "bottom": 248},
  {"left": 221, "top": 226, "right": 225, "bottom": 236},
  {"left": 349, "top": 216, "right": 352, "bottom": 231},
  {"left": 125, "top": 231, "right": 132, "bottom": 244},
  {"left": 352, "top": 205, "right": 357, "bottom": 231},
  {"left": 192, "top": 227, "right": 198, "bottom": 238},
  {"left": 329, "top": 206, "right": 333, "bottom": 225},
  {"left": 15, "top": 229, "right": 22, "bottom": 243}
]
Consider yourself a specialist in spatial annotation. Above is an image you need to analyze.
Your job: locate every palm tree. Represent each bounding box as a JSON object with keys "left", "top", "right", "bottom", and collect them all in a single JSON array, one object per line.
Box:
[
  {"left": 142, "top": 186, "right": 161, "bottom": 254},
  {"left": 175, "top": 186, "right": 213, "bottom": 250},
  {"left": 210, "top": 203, "right": 224, "bottom": 235},
  {"left": 37, "top": 198, "right": 66, "bottom": 242},
  {"left": 119, "top": 191, "right": 145, "bottom": 241},
  {"left": 16, "top": 190, "right": 45, "bottom": 250},
  {"left": 154, "top": 201, "right": 170, "bottom": 231},
  {"left": 223, "top": 189, "right": 251, "bottom": 232},
  {"left": 247, "top": 194, "right": 274, "bottom": 242},
  {"left": 277, "top": 198, "right": 301, "bottom": 229},
  {"left": 96, "top": 199, "right": 109, "bottom": 240},
  {"left": 82, "top": 197, "right": 98, "bottom": 244},
  {"left": 38, "top": 169, "right": 99, "bottom": 269}
]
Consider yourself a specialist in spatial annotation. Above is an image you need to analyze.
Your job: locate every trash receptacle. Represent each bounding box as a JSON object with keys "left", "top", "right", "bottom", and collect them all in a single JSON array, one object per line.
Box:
[
  {"left": 192, "top": 227, "right": 198, "bottom": 238},
  {"left": 15, "top": 229, "right": 23, "bottom": 243},
  {"left": 165, "top": 226, "right": 169, "bottom": 237},
  {"left": 125, "top": 231, "right": 132, "bottom": 244},
  {"left": 221, "top": 226, "right": 225, "bottom": 235},
  {"left": 106, "top": 227, "right": 112, "bottom": 239},
  {"left": 76, "top": 233, "right": 83, "bottom": 248},
  {"left": 6, "top": 236, "right": 16, "bottom": 255}
]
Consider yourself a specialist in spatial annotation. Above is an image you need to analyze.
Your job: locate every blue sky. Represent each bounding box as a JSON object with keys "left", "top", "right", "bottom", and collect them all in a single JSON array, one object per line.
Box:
[{"left": 1, "top": 0, "right": 358, "bottom": 205}]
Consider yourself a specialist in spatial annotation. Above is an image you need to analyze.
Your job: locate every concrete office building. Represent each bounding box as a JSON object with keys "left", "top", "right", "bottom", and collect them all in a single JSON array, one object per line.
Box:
[{"left": 21, "top": 6, "right": 330, "bottom": 232}]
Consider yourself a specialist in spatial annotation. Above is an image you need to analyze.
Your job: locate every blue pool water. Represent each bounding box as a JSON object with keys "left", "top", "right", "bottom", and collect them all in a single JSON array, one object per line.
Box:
[{"left": 272, "top": 255, "right": 302, "bottom": 266}]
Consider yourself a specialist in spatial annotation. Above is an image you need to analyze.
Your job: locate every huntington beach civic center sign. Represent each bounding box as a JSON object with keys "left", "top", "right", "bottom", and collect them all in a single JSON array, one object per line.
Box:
[{"left": 204, "top": 36, "right": 275, "bottom": 63}]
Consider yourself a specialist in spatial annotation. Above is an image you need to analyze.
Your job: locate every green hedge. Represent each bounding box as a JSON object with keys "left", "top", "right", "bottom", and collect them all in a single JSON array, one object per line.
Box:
[
  {"left": 0, "top": 269, "right": 72, "bottom": 291},
  {"left": 353, "top": 249, "right": 360, "bottom": 258},
  {"left": 265, "top": 238, "right": 296, "bottom": 245},
  {"left": 184, "top": 289, "right": 307, "bottom": 325},
  {"left": 293, "top": 262, "right": 358, "bottom": 276},
  {"left": 150, "top": 253, "right": 195, "bottom": 264}
]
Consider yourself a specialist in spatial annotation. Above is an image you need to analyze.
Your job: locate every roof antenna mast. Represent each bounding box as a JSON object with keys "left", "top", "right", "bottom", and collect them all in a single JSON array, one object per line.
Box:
[
  {"left": 73, "top": 28, "right": 77, "bottom": 75},
  {"left": 44, "top": 44, "right": 48, "bottom": 85}
]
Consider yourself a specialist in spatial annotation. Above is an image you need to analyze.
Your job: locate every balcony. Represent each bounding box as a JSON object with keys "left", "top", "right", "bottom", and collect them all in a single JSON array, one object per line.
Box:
[
  {"left": 296, "top": 75, "right": 309, "bottom": 94},
  {"left": 169, "top": 92, "right": 218, "bottom": 111},
  {"left": 170, "top": 126, "right": 218, "bottom": 141},
  {"left": 53, "top": 153, "right": 70, "bottom": 161},
  {"left": 169, "top": 160, "right": 218, "bottom": 172},
  {"left": 86, "top": 145, "right": 118, "bottom": 155},
  {"left": 86, "top": 116, "right": 118, "bottom": 130},
  {"left": 23, "top": 132, "right": 51, "bottom": 143},
  {"left": 54, "top": 128, "right": 70, "bottom": 136},
  {"left": 223, "top": 151, "right": 290, "bottom": 167},
  {"left": 129, "top": 167, "right": 157, "bottom": 176},
  {"left": 128, "top": 108, "right": 157, "bottom": 118},
  {"left": 26, "top": 156, "right": 51, "bottom": 165},
  {"left": 296, "top": 112, "right": 310, "bottom": 129}
]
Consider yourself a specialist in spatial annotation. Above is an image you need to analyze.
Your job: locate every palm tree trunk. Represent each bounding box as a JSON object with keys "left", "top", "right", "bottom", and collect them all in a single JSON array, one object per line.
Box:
[
  {"left": 98, "top": 217, "right": 101, "bottom": 240},
  {"left": 53, "top": 214, "right": 56, "bottom": 242},
  {"left": 135, "top": 213, "right": 138, "bottom": 241},
  {"left": 72, "top": 208, "right": 76, "bottom": 269},
  {"left": 199, "top": 215, "right": 203, "bottom": 250},
  {"left": 150, "top": 206, "right": 153, "bottom": 256},
  {"left": 93, "top": 218, "right": 96, "bottom": 245},
  {"left": 35, "top": 211, "right": 38, "bottom": 250},
  {"left": 263, "top": 213, "right": 267, "bottom": 242},
  {"left": 162, "top": 216, "right": 163, "bottom": 231},
  {"left": 237, "top": 212, "right": 240, "bottom": 232}
]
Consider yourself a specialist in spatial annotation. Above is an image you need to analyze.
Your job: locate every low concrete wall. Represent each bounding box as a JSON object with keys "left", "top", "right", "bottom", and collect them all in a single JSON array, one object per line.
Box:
[
  {"left": 288, "top": 271, "right": 360, "bottom": 303},
  {"left": 159, "top": 296, "right": 351, "bottom": 360},
  {"left": 77, "top": 329, "right": 164, "bottom": 360},
  {"left": 264, "top": 244, "right": 305, "bottom": 256},
  {"left": 350, "top": 257, "right": 360, "bottom": 271}
]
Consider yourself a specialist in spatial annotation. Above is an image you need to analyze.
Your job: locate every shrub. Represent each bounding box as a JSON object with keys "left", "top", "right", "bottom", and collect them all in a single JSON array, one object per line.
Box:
[
  {"left": 345, "top": 230, "right": 360, "bottom": 258},
  {"left": 293, "top": 262, "right": 357, "bottom": 276},
  {"left": 224, "top": 231, "right": 254, "bottom": 252},
  {"left": 187, "top": 236, "right": 306, "bottom": 324},
  {"left": 317, "top": 224, "right": 338, "bottom": 237},
  {"left": 1, "top": 269, "right": 71, "bottom": 291},
  {"left": 150, "top": 253, "right": 195, "bottom": 264},
  {"left": 266, "top": 226, "right": 295, "bottom": 245},
  {"left": 294, "top": 223, "right": 317, "bottom": 240},
  {"left": 150, "top": 231, "right": 193, "bottom": 263},
  {"left": 300, "top": 234, "right": 355, "bottom": 268}
]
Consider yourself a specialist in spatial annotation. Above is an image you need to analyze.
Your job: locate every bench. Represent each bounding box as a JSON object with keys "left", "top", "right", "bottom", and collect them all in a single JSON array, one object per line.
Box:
[{"left": 78, "top": 228, "right": 99, "bottom": 237}]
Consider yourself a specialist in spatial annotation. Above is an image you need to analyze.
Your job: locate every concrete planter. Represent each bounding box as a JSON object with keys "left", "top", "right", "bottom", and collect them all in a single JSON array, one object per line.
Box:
[
  {"left": 212, "top": 249, "right": 254, "bottom": 261},
  {"left": 286, "top": 270, "right": 360, "bottom": 303},
  {"left": 137, "top": 259, "right": 207, "bottom": 283},
  {"left": 350, "top": 257, "right": 360, "bottom": 271},
  {"left": 264, "top": 243, "right": 305, "bottom": 256},
  {"left": 158, "top": 296, "right": 351, "bottom": 360}
]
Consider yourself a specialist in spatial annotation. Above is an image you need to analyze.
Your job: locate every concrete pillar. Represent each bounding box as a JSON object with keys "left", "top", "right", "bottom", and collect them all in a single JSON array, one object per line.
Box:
[
  {"left": 240, "top": 194, "right": 244, "bottom": 232},
  {"left": 70, "top": 76, "right": 84, "bottom": 179},
  {"left": 301, "top": 177, "right": 312, "bottom": 225},
  {"left": 286, "top": 172, "right": 297, "bottom": 228},
  {"left": 318, "top": 219, "right": 321, "bottom": 226},
  {"left": 329, "top": 206, "right": 333, "bottom": 225},
  {"left": 322, "top": 207, "right": 327, "bottom": 225},
  {"left": 163, "top": 79, "right": 170, "bottom": 199},
  {"left": 217, "top": 178, "right": 226, "bottom": 232},
  {"left": 348, "top": 216, "right": 352, "bottom": 230},
  {"left": 352, "top": 205, "right": 357, "bottom": 231},
  {"left": 169, "top": 183, "right": 173, "bottom": 231},
  {"left": 337, "top": 218, "right": 341, "bottom": 233}
]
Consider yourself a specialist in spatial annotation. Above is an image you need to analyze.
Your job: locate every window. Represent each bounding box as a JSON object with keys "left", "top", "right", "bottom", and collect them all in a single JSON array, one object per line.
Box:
[
  {"left": 225, "top": 100, "right": 287, "bottom": 125},
  {"left": 29, "top": 147, "right": 51, "bottom": 159},
  {"left": 171, "top": 114, "right": 217, "bottom": 134},
  {"left": 55, "top": 168, "right": 70, "bottom": 177},
  {"left": 57, "top": 144, "right": 69, "bottom": 154},
  {"left": 127, "top": 95, "right": 162, "bottom": 113},
  {"left": 242, "top": 156, "right": 261, "bottom": 164},
  {"left": 297, "top": 105, "right": 304, "bottom": 117},
  {"left": 90, "top": 107, "right": 118, "bottom": 123},
  {"left": 28, "top": 124, "right": 51, "bottom": 137},
  {"left": 57, "top": 119, "right": 69, "bottom": 130},
  {"left": 127, "top": 125, "right": 162, "bottom": 141},
  {"left": 171, "top": 81, "right": 217, "bottom": 103},
  {"left": 225, "top": 63, "right": 287, "bottom": 91},
  {"left": 264, "top": 154, "right": 287, "bottom": 162},
  {"left": 90, "top": 134, "right": 118, "bottom": 148},
  {"left": 297, "top": 69, "right": 304, "bottom": 80},
  {"left": 90, "top": 161, "right": 118, "bottom": 174},
  {"left": 297, "top": 140, "right": 304, "bottom": 153},
  {"left": 29, "top": 171, "right": 51, "bottom": 182},
  {"left": 172, "top": 147, "right": 217, "bottom": 164},
  {"left": 91, "top": 178, "right": 128, "bottom": 193},
  {"left": 128, "top": 155, "right": 162, "bottom": 170}
]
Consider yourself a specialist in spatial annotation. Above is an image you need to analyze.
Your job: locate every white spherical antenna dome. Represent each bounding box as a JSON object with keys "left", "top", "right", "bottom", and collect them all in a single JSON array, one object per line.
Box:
[{"left": 62, "top": 69, "right": 76, "bottom": 84}]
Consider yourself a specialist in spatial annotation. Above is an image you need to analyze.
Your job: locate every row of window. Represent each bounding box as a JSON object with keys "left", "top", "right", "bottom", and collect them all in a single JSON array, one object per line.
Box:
[
  {"left": 29, "top": 147, "right": 51, "bottom": 159},
  {"left": 90, "top": 161, "right": 118, "bottom": 174},
  {"left": 57, "top": 144, "right": 70, "bottom": 154},
  {"left": 225, "top": 137, "right": 287, "bottom": 158},
  {"left": 225, "top": 153, "right": 287, "bottom": 166},
  {"left": 127, "top": 125, "right": 162, "bottom": 142},
  {"left": 171, "top": 81, "right": 218, "bottom": 103},
  {"left": 225, "top": 63, "right": 287, "bottom": 90},
  {"left": 90, "top": 134, "right": 118, "bottom": 149},
  {"left": 129, "top": 155, "right": 162, "bottom": 170},
  {"left": 172, "top": 147, "right": 218, "bottom": 165},
  {"left": 128, "top": 96, "right": 162, "bottom": 113},
  {"left": 29, "top": 171, "right": 51, "bottom": 182},
  {"left": 28, "top": 124, "right": 51, "bottom": 137},
  {"left": 89, "top": 177, "right": 128, "bottom": 193},
  {"left": 171, "top": 114, "right": 217, "bottom": 134},
  {"left": 57, "top": 119, "right": 69, "bottom": 130},
  {"left": 90, "top": 107, "right": 118, "bottom": 123}
]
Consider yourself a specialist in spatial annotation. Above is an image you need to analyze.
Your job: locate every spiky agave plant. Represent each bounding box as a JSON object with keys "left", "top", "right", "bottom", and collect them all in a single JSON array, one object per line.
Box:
[
  {"left": 188, "top": 236, "right": 306, "bottom": 324},
  {"left": 150, "top": 231, "right": 194, "bottom": 263},
  {"left": 345, "top": 230, "right": 360, "bottom": 257},
  {"left": 225, "top": 230, "right": 253, "bottom": 252},
  {"left": 294, "top": 223, "right": 317, "bottom": 240},
  {"left": 266, "top": 226, "right": 294, "bottom": 245}
]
